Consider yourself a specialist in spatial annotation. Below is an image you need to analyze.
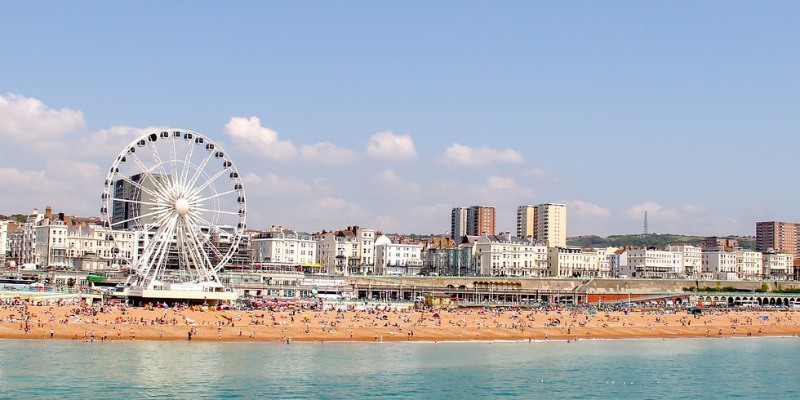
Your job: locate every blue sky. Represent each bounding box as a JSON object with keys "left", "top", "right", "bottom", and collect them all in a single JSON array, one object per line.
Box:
[{"left": 2, "top": 2, "right": 799, "bottom": 236}]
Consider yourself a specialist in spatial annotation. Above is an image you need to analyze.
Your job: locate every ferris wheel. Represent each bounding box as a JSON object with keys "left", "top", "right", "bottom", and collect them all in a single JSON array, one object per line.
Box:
[{"left": 100, "top": 129, "right": 246, "bottom": 290}]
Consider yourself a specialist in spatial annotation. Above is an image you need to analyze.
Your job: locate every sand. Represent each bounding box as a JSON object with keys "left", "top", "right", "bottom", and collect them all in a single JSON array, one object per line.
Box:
[{"left": 2, "top": 301, "right": 799, "bottom": 343}]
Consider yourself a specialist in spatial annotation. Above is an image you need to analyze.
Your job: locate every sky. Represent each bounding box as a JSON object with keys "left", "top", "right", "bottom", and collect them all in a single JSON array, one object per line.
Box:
[{"left": 1, "top": 2, "right": 800, "bottom": 237}]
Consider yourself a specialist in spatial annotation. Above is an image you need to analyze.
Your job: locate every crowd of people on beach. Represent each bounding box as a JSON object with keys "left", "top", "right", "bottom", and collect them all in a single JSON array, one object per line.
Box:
[{"left": 1, "top": 295, "right": 800, "bottom": 342}]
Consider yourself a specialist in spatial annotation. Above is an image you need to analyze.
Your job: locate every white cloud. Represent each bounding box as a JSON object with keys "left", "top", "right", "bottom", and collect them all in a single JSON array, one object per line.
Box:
[
  {"left": 0, "top": 160, "right": 105, "bottom": 216},
  {"left": 626, "top": 202, "right": 681, "bottom": 222},
  {"left": 621, "top": 201, "right": 742, "bottom": 235},
  {"left": 0, "top": 166, "right": 48, "bottom": 192},
  {"left": 45, "top": 159, "right": 102, "bottom": 183},
  {"left": 299, "top": 142, "right": 358, "bottom": 164},
  {"left": 366, "top": 131, "right": 417, "bottom": 161},
  {"left": 440, "top": 143, "right": 524, "bottom": 167},
  {"left": 523, "top": 167, "right": 558, "bottom": 181},
  {"left": 371, "top": 169, "right": 403, "bottom": 186},
  {"left": 487, "top": 176, "right": 517, "bottom": 190},
  {"left": 241, "top": 172, "right": 316, "bottom": 199},
  {"left": 0, "top": 93, "right": 85, "bottom": 141},
  {"left": 299, "top": 196, "right": 371, "bottom": 228},
  {"left": 71, "top": 125, "right": 168, "bottom": 160},
  {"left": 224, "top": 116, "right": 297, "bottom": 161},
  {"left": 569, "top": 200, "right": 612, "bottom": 218},
  {"left": 371, "top": 169, "right": 422, "bottom": 195},
  {"left": 428, "top": 176, "right": 534, "bottom": 210},
  {"left": 484, "top": 176, "right": 534, "bottom": 198}
]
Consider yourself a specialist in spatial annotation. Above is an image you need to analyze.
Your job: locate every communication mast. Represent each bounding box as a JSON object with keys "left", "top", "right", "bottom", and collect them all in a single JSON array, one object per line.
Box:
[{"left": 643, "top": 211, "right": 648, "bottom": 236}]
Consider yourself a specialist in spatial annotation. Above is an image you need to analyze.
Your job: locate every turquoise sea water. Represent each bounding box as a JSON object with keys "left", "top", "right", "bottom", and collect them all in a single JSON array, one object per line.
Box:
[{"left": 0, "top": 337, "right": 798, "bottom": 399}]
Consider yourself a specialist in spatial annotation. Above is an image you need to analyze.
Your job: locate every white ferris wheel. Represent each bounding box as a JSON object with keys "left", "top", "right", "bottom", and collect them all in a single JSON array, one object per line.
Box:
[{"left": 100, "top": 129, "right": 246, "bottom": 290}]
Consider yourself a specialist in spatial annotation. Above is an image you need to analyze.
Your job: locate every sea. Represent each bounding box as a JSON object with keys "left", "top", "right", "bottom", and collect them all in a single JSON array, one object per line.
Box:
[{"left": 0, "top": 337, "right": 798, "bottom": 399}]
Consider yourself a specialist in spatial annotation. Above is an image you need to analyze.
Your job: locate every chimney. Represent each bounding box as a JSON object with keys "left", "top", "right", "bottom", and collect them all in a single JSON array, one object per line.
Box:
[{"left": 44, "top": 206, "right": 52, "bottom": 220}]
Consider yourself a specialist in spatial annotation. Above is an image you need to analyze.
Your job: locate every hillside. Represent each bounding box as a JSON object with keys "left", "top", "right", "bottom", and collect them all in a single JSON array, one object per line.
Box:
[{"left": 568, "top": 234, "right": 755, "bottom": 249}]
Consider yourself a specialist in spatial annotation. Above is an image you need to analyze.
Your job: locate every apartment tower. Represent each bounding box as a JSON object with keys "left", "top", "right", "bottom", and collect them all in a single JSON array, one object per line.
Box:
[
  {"left": 450, "top": 207, "right": 468, "bottom": 239},
  {"left": 516, "top": 205, "right": 535, "bottom": 238},
  {"left": 534, "top": 203, "right": 567, "bottom": 247},
  {"left": 756, "top": 221, "right": 800, "bottom": 255},
  {"left": 467, "top": 206, "right": 495, "bottom": 236}
]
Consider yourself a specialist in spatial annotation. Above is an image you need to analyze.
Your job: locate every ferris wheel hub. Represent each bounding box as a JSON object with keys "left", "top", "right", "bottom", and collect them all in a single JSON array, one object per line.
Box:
[{"left": 175, "top": 197, "right": 191, "bottom": 216}]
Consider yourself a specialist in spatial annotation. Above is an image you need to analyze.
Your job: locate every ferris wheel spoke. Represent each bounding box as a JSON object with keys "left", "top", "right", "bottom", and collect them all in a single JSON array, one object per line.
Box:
[
  {"left": 185, "top": 148, "right": 216, "bottom": 193},
  {"left": 148, "top": 141, "right": 175, "bottom": 192},
  {"left": 180, "top": 138, "right": 196, "bottom": 188},
  {"left": 169, "top": 134, "right": 179, "bottom": 191},
  {"left": 184, "top": 222, "right": 216, "bottom": 281},
  {"left": 193, "top": 208, "right": 241, "bottom": 217},
  {"left": 185, "top": 233, "right": 208, "bottom": 280},
  {"left": 174, "top": 224, "right": 191, "bottom": 270},
  {"left": 110, "top": 209, "right": 167, "bottom": 228},
  {"left": 114, "top": 173, "right": 164, "bottom": 202},
  {"left": 192, "top": 189, "right": 239, "bottom": 207},
  {"left": 109, "top": 197, "right": 162, "bottom": 207},
  {"left": 144, "top": 216, "right": 177, "bottom": 280},
  {"left": 187, "top": 168, "right": 228, "bottom": 198},
  {"left": 151, "top": 217, "right": 179, "bottom": 284},
  {"left": 190, "top": 213, "right": 224, "bottom": 232},
  {"left": 127, "top": 150, "right": 172, "bottom": 194}
]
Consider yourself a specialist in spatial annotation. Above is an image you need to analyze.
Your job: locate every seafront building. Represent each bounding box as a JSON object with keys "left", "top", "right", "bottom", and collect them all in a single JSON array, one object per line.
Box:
[
  {"left": 6, "top": 207, "right": 135, "bottom": 271},
  {"left": 450, "top": 207, "right": 468, "bottom": 238},
  {"left": 450, "top": 205, "right": 497, "bottom": 238},
  {"left": 4, "top": 204, "right": 800, "bottom": 282},
  {"left": 374, "top": 235, "right": 423, "bottom": 275},
  {"left": 756, "top": 221, "right": 800, "bottom": 255},
  {"left": 314, "top": 226, "right": 376, "bottom": 275},
  {"left": 762, "top": 250, "right": 792, "bottom": 281},
  {"left": 666, "top": 245, "right": 702, "bottom": 278},
  {"left": 548, "top": 246, "right": 615, "bottom": 278},
  {"left": 474, "top": 234, "right": 548, "bottom": 277},
  {"left": 0, "top": 220, "right": 11, "bottom": 266},
  {"left": 736, "top": 250, "right": 763, "bottom": 281},
  {"left": 701, "top": 248, "right": 738, "bottom": 280},
  {"left": 466, "top": 205, "right": 495, "bottom": 236},
  {"left": 533, "top": 203, "right": 567, "bottom": 247},
  {"left": 516, "top": 205, "right": 536, "bottom": 238},
  {"left": 252, "top": 226, "right": 317, "bottom": 268}
]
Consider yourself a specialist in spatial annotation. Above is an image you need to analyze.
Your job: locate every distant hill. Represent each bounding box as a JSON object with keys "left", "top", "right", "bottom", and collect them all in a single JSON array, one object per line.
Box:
[{"left": 568, "top": 234, "right": 755, "bottom": 250}]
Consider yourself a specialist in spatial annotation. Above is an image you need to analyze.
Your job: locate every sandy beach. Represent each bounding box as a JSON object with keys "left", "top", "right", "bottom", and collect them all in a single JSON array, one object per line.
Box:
[{"left": 2, "top": 300, "right": 800, "bottom": 343}]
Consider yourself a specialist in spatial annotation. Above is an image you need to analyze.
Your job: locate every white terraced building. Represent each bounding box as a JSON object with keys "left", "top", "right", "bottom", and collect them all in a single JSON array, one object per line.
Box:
[
  {"left": 251, "top": 226, "right": 317, "bottom": 267},
  {"left": 475, "top": 234, "right": 548, "bottom": 277},
  {"left": 701, "top": 248, "right": 739, "bottom": 280},
  {"left": 763, "top": 251, "right": 793, "bottom": 281},
  {"left": 624, "top": 248, "right": 683, "bottom": 279},
  {"left": 9, "top": 211, "right": 135, "bottom": 271},
  {"left": 666, "top": 245, "right": 702, "bottom": 278},
  {"left": 0, "top": 220, "right": 10, "bottom": 266},
  {"left": 547, "top": 246, "right": 611, "bottom": 278},
  {"left": 736, "top": 250, "right": 763, "bottom": 280},
  {"left": 374, "top": 235, "right": 423, "bottom": 276}
]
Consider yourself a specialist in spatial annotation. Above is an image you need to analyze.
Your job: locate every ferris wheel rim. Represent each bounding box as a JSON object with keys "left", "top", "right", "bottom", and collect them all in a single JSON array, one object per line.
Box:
[{"left": 100, "top": 128, "right": 247, "bottom": 287}]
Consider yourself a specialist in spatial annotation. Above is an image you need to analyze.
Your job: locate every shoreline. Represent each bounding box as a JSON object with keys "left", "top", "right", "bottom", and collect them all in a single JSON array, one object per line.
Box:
[
  {"left": 2, "top": 333, "right": 799, "bottom": 344},
  {"left": 3, "top": 301, "right": 800, "bottom": 344}
]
